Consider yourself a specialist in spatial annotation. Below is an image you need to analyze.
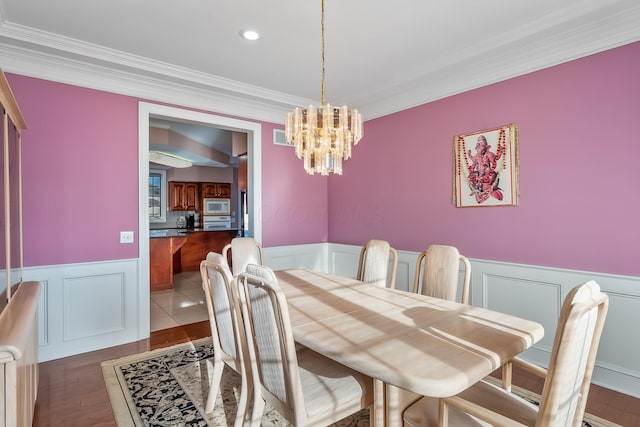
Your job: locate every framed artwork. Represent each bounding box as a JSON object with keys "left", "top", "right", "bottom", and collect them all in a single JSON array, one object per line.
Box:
[{"left": 454, "top": 123, "right": 519, "bottom": 207}]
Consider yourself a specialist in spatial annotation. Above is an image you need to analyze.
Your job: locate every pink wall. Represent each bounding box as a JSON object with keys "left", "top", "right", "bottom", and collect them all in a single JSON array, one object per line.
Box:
[
  {"left": 8, "top": 75, "right": 326, "bottom": 266},
  {"left": 9, "top": 76, "right": 140, "bottom": 266},
  {"left": 261, "top": 122, "right": 329, "bottom": 246},
  {"left": 7, "top": 41, "right": 640, "bottom": 276},
  {"left": 328, "top": 42, "right": 640, "bottom": 277}
]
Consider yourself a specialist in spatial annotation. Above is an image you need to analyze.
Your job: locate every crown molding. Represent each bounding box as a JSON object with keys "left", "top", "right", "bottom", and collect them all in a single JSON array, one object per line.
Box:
[
  {"left": 1, "top": 1, "right": 639, "bottom": 122},
  {"left": 0, "top": 23, "right": 314, "bottom": 124},
  {"left": 358, "top": 2, "right": 640, "bottom": 119}
]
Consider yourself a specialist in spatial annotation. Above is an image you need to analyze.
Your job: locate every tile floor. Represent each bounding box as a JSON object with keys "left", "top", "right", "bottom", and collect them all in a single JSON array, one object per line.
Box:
[{"left": 150, "top": 271, "right": 208, "bottom": 332}]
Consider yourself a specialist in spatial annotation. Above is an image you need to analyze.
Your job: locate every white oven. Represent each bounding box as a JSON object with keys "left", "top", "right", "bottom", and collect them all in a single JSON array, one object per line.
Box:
[
  {"left": 203, "top": 198, "right": 230, "bottom": 215},
  {"left": 202, "top": 215, "right": 231, "bottom": 230}
]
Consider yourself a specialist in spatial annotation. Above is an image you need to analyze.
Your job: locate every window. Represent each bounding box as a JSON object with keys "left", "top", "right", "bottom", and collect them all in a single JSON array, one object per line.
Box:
[{"left": 149, "top": 169, "right": 167, "bottom": 223}]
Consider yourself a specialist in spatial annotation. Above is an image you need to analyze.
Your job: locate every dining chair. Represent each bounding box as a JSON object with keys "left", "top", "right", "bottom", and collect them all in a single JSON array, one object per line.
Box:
[
  {"left": 222, "top": 237, "right": 265, "bottom": 276},
  {"left": 236, "top": 264, "right": 374, "bottom": 426},
  {"left": 412, "top": 244, "right": 471, "bottom": 303},
  {"left": 356, "top": 239, "right": 399, "bottom": 288},
  {"left": 199, "top": 252, "right": 249, "bottom": 427},
  {"left": 403, "top": 280, "right": 609, "bottom": 427}
]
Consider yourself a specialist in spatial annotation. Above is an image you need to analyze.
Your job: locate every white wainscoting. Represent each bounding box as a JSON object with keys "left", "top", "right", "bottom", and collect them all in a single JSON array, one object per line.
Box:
[
  {"left": 24, "top": 259, "right": 140, "bottom": 362},
  {"left": 264, "top": 243, "right": 640, "bottom": 398},
  {"left": 25, "top": 245, "right": 640, "bottom": 397}
]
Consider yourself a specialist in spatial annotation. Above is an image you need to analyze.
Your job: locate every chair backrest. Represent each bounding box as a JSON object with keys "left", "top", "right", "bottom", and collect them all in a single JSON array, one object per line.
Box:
[
  {"left": 200, "top": 252, "right": 244, "bottom": 368},
  {"left": 223, "top": 237, "right": 265, "bottom": 276},
  {"left": 536, "top": 280, "right": 609, "bottom": 427},
  {"left": 237, "top": 264, "right": 307, "bottom": 425},
  {"left": 356, "top": 239, "right": 398, "bottom": 288},
  {"left": 412, "top": 244, "right": 471, "bottom": 304}
]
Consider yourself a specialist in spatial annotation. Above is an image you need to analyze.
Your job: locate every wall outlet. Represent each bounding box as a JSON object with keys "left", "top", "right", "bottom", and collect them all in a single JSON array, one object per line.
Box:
[{"left": 120, "top": 231, "right": 135, "bottom": 244}]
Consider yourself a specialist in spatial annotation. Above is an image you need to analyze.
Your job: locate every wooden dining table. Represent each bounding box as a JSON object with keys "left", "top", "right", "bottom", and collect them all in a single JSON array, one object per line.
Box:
[{"left": 274, "top": 268, "right": 544, "bottom": 427}]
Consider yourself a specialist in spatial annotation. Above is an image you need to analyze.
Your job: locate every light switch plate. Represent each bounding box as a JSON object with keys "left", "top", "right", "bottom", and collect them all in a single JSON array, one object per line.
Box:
[{"left": 120, "top": 231, "right": 135, "bottom": 244}]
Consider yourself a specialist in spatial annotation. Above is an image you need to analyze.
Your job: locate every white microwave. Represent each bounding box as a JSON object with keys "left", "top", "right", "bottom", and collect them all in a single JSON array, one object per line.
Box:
[{"left": 203, "top": 198, "right": 230, "bottom": 215}]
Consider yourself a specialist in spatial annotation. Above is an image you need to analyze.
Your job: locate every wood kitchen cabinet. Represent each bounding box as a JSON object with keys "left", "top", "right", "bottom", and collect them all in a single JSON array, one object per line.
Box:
[
  {"left": 201, "top": 182, "right": 231, "bottom": 198},
  {"left": 169, "top": 181, "right": 199, "bottom": 210},
  {"left": 175, "top": 230, "right": 237, "bottom": 272},
  {"left": 149, "top": 235, "right": 188, "bottom": 291}
]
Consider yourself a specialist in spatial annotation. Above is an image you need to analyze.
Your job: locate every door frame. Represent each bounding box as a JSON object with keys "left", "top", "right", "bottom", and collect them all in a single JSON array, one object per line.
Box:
[{"left": 137, "top": 102, "right": 262, "bottom": 338}]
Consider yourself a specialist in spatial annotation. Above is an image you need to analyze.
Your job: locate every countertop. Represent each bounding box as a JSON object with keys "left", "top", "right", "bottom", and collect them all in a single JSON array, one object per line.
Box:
[{"left": 149, "top": 228, "right": 240, "bottom": 238}]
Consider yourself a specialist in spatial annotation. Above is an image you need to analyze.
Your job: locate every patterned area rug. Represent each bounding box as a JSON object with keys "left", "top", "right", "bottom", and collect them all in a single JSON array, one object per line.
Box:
[{"left": 101, "top": 338, "right": 619, "bottom": 427}]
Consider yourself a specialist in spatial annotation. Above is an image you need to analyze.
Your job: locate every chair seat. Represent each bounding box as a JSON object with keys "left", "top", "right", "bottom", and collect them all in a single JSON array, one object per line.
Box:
[
  {"left": 404, "top": 379, "right": 539, "bottom": 427},
  {"left": 297, "top": 347, "right": 372, "bottom": 424}
]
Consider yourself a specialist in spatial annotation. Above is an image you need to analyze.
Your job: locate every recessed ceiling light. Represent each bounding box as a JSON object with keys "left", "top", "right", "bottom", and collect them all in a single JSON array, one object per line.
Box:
[{"left": 240, "top": 29, "right": 260, "bottom": 41}]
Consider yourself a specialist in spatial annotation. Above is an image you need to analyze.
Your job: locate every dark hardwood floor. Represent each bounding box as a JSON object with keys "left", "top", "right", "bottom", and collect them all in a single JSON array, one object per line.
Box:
[
  {"left": 33, "top": 321, "right": 211, "bottom": 427},
  {"left": 33, "top": 321, "right": 640, "bottom": 426}
]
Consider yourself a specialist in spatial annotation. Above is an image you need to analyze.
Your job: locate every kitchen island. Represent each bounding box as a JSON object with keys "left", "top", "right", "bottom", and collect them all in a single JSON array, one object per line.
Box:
[{"left": 149, "top": 228, "right": 238, "bottom": 291}]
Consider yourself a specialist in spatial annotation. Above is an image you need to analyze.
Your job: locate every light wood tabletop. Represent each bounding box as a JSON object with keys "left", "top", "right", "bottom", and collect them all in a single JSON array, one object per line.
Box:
[{"left": 274, "top": 268, "right": 544, "bottom": 426}]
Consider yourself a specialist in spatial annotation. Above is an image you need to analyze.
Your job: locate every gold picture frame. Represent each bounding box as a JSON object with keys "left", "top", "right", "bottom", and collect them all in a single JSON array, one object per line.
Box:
[{"left": 454, "top": 123, "right": 519, "bottom": 207}]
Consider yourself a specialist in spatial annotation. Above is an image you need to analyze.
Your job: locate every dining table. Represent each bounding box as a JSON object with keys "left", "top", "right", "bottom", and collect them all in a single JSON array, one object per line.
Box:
[{"left": 274, "top": 268, "right": 545, "bottom": 427}]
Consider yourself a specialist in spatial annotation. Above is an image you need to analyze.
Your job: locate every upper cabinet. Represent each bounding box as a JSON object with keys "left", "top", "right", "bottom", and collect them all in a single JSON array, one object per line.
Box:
[
  {"left": 201, "top": 182, "right": 231, "bottom": 198},
  {"left": 169, "top": 182, "right": 199, "bottom": 211},
  {"left": 0, "top": 68, "right": 27, "bottom": 299}
]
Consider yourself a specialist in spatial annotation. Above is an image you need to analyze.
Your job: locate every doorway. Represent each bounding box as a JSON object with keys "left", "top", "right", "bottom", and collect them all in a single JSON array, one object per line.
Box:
[{"left": 138, "top": 102, "right": 262, "bottom": 338}]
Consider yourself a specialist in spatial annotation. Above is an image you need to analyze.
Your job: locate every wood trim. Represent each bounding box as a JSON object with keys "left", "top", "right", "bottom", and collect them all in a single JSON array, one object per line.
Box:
[{"left": 0, "top": 68, "right": 27, "bottom": 131}]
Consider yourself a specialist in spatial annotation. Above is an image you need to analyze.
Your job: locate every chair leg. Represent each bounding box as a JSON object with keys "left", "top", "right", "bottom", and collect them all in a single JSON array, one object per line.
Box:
[
  {"left": 438, "top": 398, "right": 449, "bottom": 427},
  {"left": 205, "top": 360, "right": 225, "bottom": 413},
  {"left": 248, "top": 390, "right": 265, "bottom": 427},
  {"left": 233, "top": 370, "right": 249, "bottom": 427}
]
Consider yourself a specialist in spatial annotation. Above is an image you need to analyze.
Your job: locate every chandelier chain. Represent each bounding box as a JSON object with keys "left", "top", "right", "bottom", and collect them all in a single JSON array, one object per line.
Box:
[
  {"left": 284, "top": 0, "right": 363, "bottom": 175},
  {"left": 321, "top": 0, "right": 325, "bottom": 105}
]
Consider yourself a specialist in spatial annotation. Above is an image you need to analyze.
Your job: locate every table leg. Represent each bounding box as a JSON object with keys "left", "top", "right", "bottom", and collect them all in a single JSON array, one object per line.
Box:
[
  {"left": 386, "top": 384, "right": 422, "bottom": 426},
  {"left": 372, "top": 379, "right": 386, "bottom": 427}
]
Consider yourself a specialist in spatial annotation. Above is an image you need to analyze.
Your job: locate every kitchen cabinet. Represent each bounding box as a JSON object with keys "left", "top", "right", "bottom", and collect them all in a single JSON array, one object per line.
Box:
[
  {"left": 201, "top": 182, "right": 231, "bottom": 198},
  {"left": 175, "top": 230, "right": 237, "bottom": 272},
  {"left": 169, "top": 181, "right": 199, "bottom": 210},
  {"left": 149, "top": 235, "right": 188, "bottom": 291}
]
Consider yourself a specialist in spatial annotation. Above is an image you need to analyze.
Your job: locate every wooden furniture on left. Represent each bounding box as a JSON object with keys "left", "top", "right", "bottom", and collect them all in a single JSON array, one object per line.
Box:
[
  {"left": 0, "top": 68, "right": 40, "bottom": 427},
  {"left": 274, "top": 269, "right": 544, "bottom": 427}
]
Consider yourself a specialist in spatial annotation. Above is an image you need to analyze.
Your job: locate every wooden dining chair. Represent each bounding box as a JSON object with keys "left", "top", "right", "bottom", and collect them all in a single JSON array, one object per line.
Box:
[
  {"left": 412, "top": 244, "right": 471, "bottom": 303},
  {"left": 356, "top": 239, "right": 399, "bottom": 288},
  {"left": 403, "top": 280, "right": 609, "bottom": 427},
  {"left": 199, "top": 252, "right": 249, "bottom": 426},
  {"left": 236, "top": 264, "right": 374, "bottom": 426},
  {"left": 222, "top": 237, "right": 265, "bottom": 276}
]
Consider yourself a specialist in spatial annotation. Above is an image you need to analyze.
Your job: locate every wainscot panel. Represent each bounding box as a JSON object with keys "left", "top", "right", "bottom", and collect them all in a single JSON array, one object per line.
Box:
[
  {"left": 24, "top": 259, "right": 139, "bottom": 362},
  {"left": 322, "top": 243, "right": 640, "bottom": 398},
  {"left": 263, "top": 243, "right": 327, "bottom": 272}
]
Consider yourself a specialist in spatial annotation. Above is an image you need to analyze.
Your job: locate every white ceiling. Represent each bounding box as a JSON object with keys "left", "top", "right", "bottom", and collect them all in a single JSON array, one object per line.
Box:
[
  {"left": 149, "top": 117, "right": 233, "bottom": 167},
  {"left": 0, "top": 0, "right": 639, "bottom": 123}
]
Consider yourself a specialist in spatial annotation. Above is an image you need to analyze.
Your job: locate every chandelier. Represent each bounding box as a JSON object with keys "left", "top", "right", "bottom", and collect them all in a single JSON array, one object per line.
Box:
[{"left": 284, "top": 0, "right": 363, "bottom": 175}]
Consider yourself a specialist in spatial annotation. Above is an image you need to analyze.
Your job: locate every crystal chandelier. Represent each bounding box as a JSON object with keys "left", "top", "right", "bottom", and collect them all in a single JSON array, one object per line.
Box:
[{"left": 284, "top": 0, "right": 363, "bottom": 175}]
